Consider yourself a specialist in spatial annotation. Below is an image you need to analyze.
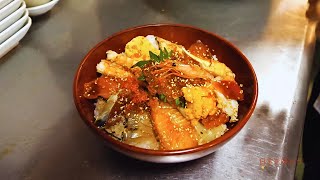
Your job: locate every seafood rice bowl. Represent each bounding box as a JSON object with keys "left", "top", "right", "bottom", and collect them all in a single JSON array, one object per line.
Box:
[
  {"left": 82, "top": 35, "right": 244, "bottom": 150},
  {"left": 73, "top": 24, "right": 258, "bottom": 163}
]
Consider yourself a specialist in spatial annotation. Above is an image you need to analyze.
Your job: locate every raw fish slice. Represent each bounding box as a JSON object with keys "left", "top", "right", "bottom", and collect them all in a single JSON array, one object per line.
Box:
[
  {"left": 125, "top": 112, "right": 159, "bottom": 150},
  {"left": 149, "top": 98, "right": 198, "bottom": 150}
]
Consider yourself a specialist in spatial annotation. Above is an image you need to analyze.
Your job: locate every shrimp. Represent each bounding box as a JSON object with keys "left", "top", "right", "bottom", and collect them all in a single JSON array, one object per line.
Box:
[
  {"left": 150, "top": 60, "right": 216, "bottom": 80},
  {"left": 145, "top": 60, "right": 243, "bottom": 101},
  {"left": 156, "top": 37, "right": 184, "bottom": 58},
  {"left": 182, "top": 46, "right": 235, "bottom": 81}
]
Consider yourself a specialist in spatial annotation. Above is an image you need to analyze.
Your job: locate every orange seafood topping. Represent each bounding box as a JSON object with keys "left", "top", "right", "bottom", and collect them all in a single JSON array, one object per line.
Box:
[
  {"left": 84, "top": 76, "right": 148, "bottom": 103},
  {"left": 188, "top": 40, "right": 213, "bottom": 60},
  {"left": 201, "top": 112, "right": 229, "bottom": 129},
  {"left": 149, "top": 98, "right": 198, "bottom": 150},
  {"left": 213, "top": 80, "right": 244, "bottom": 101}
]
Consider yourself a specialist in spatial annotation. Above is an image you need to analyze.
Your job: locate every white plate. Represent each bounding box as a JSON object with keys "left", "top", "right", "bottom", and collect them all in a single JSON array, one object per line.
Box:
[
  {"left": 0, "top": 9, "right": 28, "bottom": 44},
  {"left": 0, "top": 0, "right": 21, "bottom": 21},
  {"left": 27, "top": 0, "right": 59, "bottom": 16},
  {"left": 0, "top": 1, "right": 25, "bottom": 33},
  {"left": 0, "top": 0, "right": 13, "bottom": 10},
  {"left": 0, "top": 17, "right": 32, "bottom": 59}
]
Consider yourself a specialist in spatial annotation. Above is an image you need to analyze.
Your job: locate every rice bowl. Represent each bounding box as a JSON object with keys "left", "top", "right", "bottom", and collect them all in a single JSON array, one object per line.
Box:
[{"left": 73, "top": 24, "right": 258, "bottom": 163}]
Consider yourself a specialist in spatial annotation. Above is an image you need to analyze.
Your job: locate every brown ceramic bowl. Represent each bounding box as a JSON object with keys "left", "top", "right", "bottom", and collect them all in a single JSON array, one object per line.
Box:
[{"left": 73, "top": 24, "right": 258, "bottom": 163}]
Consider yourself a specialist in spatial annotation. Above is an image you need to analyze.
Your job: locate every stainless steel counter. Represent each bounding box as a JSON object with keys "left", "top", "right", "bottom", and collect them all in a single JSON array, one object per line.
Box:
[{"left": 0, "top": 0, "right": 315, "bottom": 179}]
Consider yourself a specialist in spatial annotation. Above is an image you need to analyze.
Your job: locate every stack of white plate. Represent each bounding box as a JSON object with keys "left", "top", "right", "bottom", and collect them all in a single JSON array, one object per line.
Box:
[{"left": 0, "top": 0, "right": 32, "bottom": 58}]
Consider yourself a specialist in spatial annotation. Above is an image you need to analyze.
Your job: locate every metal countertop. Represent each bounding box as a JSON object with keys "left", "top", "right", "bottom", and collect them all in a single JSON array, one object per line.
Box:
[{"left": 0, "top": 0, "right": 315, "bottom": 179}]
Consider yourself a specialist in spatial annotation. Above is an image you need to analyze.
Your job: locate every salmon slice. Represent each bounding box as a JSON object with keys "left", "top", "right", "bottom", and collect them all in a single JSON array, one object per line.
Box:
[
  {"left": 149, "top": 98, "right": 198, "bottom": 150},
  {"left": 188, "top": 40, "right": 213, "bottom": 60},
  {"left": 212, "top": 80, "right": 244, "bottom": 101}
]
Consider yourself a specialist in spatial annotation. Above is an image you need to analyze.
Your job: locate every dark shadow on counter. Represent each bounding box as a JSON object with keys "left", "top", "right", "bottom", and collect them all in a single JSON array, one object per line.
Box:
[{"left": 240, "top": 103, "right": 301, "bottom": 178}]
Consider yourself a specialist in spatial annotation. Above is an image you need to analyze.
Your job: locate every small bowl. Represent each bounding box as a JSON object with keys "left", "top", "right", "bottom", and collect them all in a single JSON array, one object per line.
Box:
[
  {"left": 73, "top": 24, "right": 258, "bottom": 163},
  {"left": 27, "top": 0, "right": 59, "bottom": 16}
]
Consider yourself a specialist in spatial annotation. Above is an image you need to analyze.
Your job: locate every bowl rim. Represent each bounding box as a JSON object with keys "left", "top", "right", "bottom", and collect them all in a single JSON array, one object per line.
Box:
[
  {"left": 26, "top": 0, "right": 59, "bottom": 10},
  {"left": 73, "top": 23, "right": 258, "bottom": 156}
]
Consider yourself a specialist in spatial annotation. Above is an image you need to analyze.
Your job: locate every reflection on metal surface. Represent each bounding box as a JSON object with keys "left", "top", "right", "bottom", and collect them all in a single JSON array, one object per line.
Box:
[
  {"left": 0, "top": 144, "right": 16, "bottom": 161},
  {"left": 0, "top": 0, "right": 315, "bottom": 179}
]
